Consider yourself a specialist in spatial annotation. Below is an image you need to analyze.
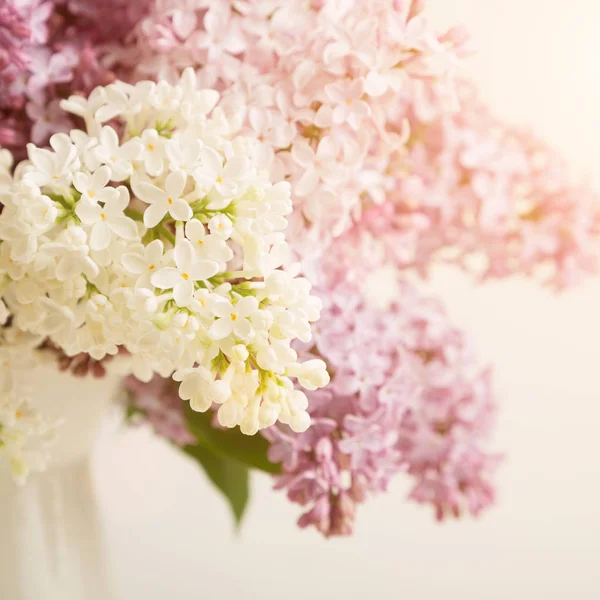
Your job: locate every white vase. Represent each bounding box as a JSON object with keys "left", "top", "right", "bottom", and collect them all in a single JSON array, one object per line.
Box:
[{"left": 0, "top": 361, "right": 126, "bottom": 600}]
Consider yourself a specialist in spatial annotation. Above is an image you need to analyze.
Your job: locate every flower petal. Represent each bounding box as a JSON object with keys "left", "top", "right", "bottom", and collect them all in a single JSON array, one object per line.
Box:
[
  {"left": 233, "top": 318, "right": 252, "bottom": 340},
  {"left": 145, "top": 239, "right": 164, "bottom": 263},
  {"left": 122, "top": 253, "right": 147, "bottom": 275},
  {"left": 173, "top": 279, "right": 194, "bottom": 307},
  {"left": 136, "top": 182, "right": 166, "bottom": 205},
  {"left": 109, "top": 216, "right": 138, "bottom": 240},
  {"left": 295, "top": 167, "right": 318, "bottom": 197},
  {"left": 90, "top": 165, "right": 111, "bottom": 190},
  {"left": 191, "top": 259, "right": 219, "bottom": 281},
  {"left": 169, "top": 197, "right": 192, "bottom": 222},
  {"left": 151, "top": 267, "right": 181, "bottom": 289},
  {"left": 223, "top": 156, "right": 251, "bottom": 180},
  {"left": 208, "top": 318, "right": 233, "bottom": 340},
  {"left": 174, "top": 239, "right": 195, "bottom": 272},
  {"left": 185, "top": 218, "right": 205, "bottom": 242},
  {"left": 210, "top": 296, "right": 232, "bottom": 318},
  {"left": 198, "top": 147, "right": 222, "bottom": 176},
  {"left": 364, "top": 71, "right": 388, "bottom": 97},
  {"left": 27, "top": 146, "right": 54, "bottom": 174},
  {"left": 90, "top": 221, "right": 111, "bottom": 251},
  {"left": 236, "top": 295, "right": 259, "bottom": 317},
  {"left": 196, "top": 89, "right": 220, "bottom": 114},
  {"left": 100, "top": 126, "right": 119, "bottom": 151},
  {"left": 120, "top": 139, "right": 143, "bottom": 161},
  {"left": 166, "top": 170, "right": 187, "bottom": 198},
  {"left": 111, "top": 186, "right": 130, "bottom": 212},
  {"left": 75, "top": 199, "right": 101, "bottom": 224},
  {"left": 73, "top": 172, "right": 90, "bottom": 195},
  {"left": 143, "top": 203, "right": 167, "bottom": 228},
  {"left": 145, "top": 152, "right": 164, "bottom": 177}
]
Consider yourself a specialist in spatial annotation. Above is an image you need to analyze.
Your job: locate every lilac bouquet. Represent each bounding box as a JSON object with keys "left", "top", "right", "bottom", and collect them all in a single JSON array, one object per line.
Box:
[{"left": 1, "top": 0, "right": 598, "bottom": 536}]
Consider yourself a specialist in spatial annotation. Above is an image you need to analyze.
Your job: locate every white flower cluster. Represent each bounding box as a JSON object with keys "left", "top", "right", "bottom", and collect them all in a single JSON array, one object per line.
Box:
[
  {"left": 0, "top": 327, "right": 54, "bottom": 482},
  {"left": 0, "top": 69, "right": 329, "bottom": 438}
]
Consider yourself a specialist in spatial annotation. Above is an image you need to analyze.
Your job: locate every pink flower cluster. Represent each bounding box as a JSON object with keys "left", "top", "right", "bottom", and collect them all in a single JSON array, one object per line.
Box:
[
  {"left": 0, "top": 0, "right": 149, "bottom": 154},
  {"left": 108, "top": 0, "right": 467, "bottom": 263},
  {"left": 263, "top": 280, "right": 499, "bottom": 536},
  {"left": 363, "top": 82, "right": 600, "bottom": 288}
]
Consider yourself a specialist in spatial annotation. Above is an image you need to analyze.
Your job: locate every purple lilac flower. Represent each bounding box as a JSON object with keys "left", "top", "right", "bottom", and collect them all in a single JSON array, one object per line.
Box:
[
  {"left": 263, "top": 280, "right": 499, "bottom": 536},
  {"left": 0, "top": 0, "right": 151, "bottom": 156}
]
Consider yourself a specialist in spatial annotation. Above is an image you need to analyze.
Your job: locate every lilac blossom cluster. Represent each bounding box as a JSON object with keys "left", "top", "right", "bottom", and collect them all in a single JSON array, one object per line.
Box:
[
  {"left": 103, "top": 0, "right": 468, "bottom": 269},
  {"left": 263, "top": 279, "right": 498, "bottom": 536},
  {"left": 1, "top": 0, "right": 594, "bottom": 535},
  {"left": 363, "top": 82, "right": 600, "bottom": 288},
  {"left": 0, "top": 0, "right": 149, "bottom": 154}
]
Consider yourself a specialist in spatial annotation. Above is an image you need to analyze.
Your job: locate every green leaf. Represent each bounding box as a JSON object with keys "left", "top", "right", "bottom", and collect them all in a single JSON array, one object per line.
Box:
[
  {"left": 184, "top": 404, "right": 281, "bottom": 475},
  {"left": 184, "top": 444, "right": 249, "bottom": 527}
]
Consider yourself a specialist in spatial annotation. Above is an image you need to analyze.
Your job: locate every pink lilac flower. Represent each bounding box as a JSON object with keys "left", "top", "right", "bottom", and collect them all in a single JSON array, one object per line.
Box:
[
  {"left": 263, "top": 280, "right": 499, "bottom": 536},
  {"left": 367, "top": 81, "right": 600, "bottom": 288},
  {"left": 123, "top": 375, "right": 195, "bottom": 448},
  {"left": 0, "top": 0, "right": 151, "bottom": 157},
  {"left": 0, "top": 1, "right": 49, "bottom": 80}
]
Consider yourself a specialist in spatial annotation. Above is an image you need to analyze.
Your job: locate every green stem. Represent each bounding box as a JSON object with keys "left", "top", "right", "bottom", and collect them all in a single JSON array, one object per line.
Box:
[
  {"left": 159, "top": 226, "right": 176, "bottom": 246},
  {"left": 125, "top": 207, "right": 145, "bottom": 222}
]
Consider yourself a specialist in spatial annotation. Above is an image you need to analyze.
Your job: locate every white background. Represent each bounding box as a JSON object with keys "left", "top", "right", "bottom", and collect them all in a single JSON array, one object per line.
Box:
[{"left": 94, "top": 2, "right": 600, "bottom": 598}]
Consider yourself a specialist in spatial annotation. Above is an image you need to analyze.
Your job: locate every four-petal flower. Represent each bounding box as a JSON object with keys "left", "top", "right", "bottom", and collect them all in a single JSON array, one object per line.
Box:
[{"left": 151, "top": 239, "right": 219, "bottom": 307}]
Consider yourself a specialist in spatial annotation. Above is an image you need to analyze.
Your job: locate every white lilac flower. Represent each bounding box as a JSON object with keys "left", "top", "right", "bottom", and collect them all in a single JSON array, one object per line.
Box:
[
  {"left": 0, "top": 328, "right": 55, "bottom": 482},
  {"left": 136, "top": 170, "right": 193, "bottom": 227},
  {"left": 89, "top": 126, "right": 143, "bottom": 181},
  {"left": 72, "top": 166, "right": 115, "bottom": 204},
  {"left": 122, "top": 239, "right": 166, "bottom": 289},
  {"left": 75, "top": 187, "right": 137, "bottom": 251},
  {"left": 0, "top": 70, "right": 329, "bottom": 478},
  {"left": 192, "top": 147, "right": 249, "bottom": 199},
  {"left": 165, "top": 131, "right": 204, "bottom": 175},
  {"left": 185, "top": 219, "right": 233, "bottom": 263},
  {"left": 151, "top": 239, "right": 219, "bottom": 307},
  {"left": 208, "top": 295, "right": 259, "bottom": 341},
  {"left": 24, "top": 134, "right": 78, "bottom": 189}
]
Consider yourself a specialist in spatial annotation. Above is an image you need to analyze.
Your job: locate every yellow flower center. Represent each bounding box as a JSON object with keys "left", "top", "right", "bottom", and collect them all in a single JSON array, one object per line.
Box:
[
  {"left": 216, "top": 176, "right": 223, "bottom": 183},
  {"left": 197, "top": 240, "right": 204, "bottom": 246},
  {"left": 88, "top": 191, "right": 95, "bottom": 198},
  {"left": 167, "top": 197, "right": 173, "bottom": 205},
  {"left": 182, "top": 272, "right": 190, "bottom": 280},
  {"left": 100, "top": 213, "right": 106, "bottom": 221},
  {"left": 231, "top": 313, "right": 238, "bottom": 321},
  {"left": 148, "top": 264, "right": 155, "bottom": 271},
  {"left": 147, "top": 143, "right": 155, "bottom": 151}
]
